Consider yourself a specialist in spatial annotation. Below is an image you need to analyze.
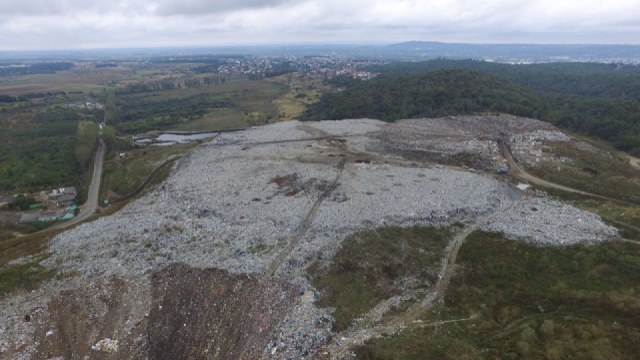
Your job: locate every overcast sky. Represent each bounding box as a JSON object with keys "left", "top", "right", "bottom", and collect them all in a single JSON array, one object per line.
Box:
[{"left": 1, "top": 0, "right": 640, "bottom": 50}]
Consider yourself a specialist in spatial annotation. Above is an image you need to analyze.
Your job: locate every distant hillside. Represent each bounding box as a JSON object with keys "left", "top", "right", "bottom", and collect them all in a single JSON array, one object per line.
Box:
[
  {"left": 303, "top": 70, "right": 545, "bottom": 122},
  {"left": 383, "top": 41, "right": 640, "bottom": 63}
]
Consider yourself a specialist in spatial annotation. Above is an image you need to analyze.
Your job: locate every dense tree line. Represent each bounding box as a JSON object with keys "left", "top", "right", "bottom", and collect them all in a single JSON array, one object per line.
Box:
[
  {"left": 0, "top": 62, "right": 74, "bottom": 77},
  {"left": 0, "top": 91, "right": 67, "bottom": 103},
  {"left": 303, "top": 62, "right": 640, "bottom": 153},
  {"left": 115, "top": 93, "right": 233, "bottom": 133},
  {"left": 304, "top": 70, "right": 545, "bottom": 121},
  {"left": 367, "top": 60, "right": 640, "bottom": 100},
  {"left": 150, "top": 55, "right": 241, "bottom": 64},
  {"left": 95, "top": 62, "right": 119, "bottom": 68},
  {"left": 191, "top": 61, "right": 227, "bottom": 74},
  {"left": 265, "top": 61, "right": 295, "bottom": 78},
  {"left": 0, "top": 108, "right": 83, "bottom": 192},
  {"left": 0, "top": 95, "right": 19, "bottom": 103}
]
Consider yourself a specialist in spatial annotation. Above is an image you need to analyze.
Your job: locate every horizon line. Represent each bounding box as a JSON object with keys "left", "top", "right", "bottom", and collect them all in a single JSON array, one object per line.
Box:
[{"left": 2, "top": 40, "right": 640, "bottom": 54}]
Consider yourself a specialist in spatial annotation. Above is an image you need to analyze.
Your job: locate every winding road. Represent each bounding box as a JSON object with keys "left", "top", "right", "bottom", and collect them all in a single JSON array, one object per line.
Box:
[{"left": 498, "top": 142, "right": 637, "bottom": 207}]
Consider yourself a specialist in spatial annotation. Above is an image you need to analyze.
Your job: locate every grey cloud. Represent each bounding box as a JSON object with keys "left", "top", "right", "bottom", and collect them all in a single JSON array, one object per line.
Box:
[
  {"left": 2, "top": 0, "right": 640, "bottom": 50},
  {"left": 0, "top": 1, "right": 71, "bottom": 15},
  {"left": 0, "top": 0, "right": 141, "bottom": 16},
  {"left": 153, "top": 0, "right": 293, "bottom": 15}
]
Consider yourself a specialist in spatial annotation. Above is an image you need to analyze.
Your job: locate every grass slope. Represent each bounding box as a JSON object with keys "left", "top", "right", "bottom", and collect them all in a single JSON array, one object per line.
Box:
[
  {"left": 356, "top": 231, "right": 640, "bottom": 359},
  {"left": 308, "top": 226, "right": 454, "bottom": 331}
]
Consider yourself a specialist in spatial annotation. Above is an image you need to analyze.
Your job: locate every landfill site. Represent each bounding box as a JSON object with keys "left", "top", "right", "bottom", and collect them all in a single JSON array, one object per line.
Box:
[{"left": 0, "top": 115, "right": 617, "bottom": 359}]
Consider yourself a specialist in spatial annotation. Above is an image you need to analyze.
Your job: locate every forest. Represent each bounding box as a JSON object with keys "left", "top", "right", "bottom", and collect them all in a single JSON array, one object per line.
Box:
[
  {"left": 367, "top": 60, "right": 640, "bottom": 100},
  {"left": 0, "top": 108, "right": 96, "bottom": 194},
  {"left": 114, "top": 93, "right": 233, "bottom": 133},
  {"left": 303, "top": 60, "right": 640, "bottom": 153},
  {"left": 0, "top": 62, "right": 74, "bottom": 77}
]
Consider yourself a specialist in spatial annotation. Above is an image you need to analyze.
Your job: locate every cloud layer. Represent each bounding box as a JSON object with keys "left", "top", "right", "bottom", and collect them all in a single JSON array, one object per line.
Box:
[{"left": 1, "top": 0, "right": 639, "bottom": 50}]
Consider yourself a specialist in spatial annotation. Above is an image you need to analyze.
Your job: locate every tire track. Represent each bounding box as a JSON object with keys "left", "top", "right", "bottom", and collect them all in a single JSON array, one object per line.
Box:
[
  {"left": 264, "top": 124, "right": 348, "bottom": 278},
  {"left": 265, "top": 156, "right": 346, "bottom": 278}
]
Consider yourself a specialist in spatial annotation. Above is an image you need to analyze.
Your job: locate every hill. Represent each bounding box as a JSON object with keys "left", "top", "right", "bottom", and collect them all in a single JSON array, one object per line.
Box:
[{"left": 383, "top": 41, "right": 640, "bottom": 63}]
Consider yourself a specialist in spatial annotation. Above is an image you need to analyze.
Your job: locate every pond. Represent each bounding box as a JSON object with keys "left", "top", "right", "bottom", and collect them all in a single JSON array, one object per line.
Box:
[{"left": 156, "top": 132, "right": 219, "bottom": 144}]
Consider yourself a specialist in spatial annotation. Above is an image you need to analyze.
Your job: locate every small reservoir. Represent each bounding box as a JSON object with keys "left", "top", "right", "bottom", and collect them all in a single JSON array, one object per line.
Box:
[{"left": 156, "top": 132, "right": 219, "bottom": 144}]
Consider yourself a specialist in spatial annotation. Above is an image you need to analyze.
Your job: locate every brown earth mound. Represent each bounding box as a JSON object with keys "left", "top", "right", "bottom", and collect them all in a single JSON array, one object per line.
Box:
[
  {"left": 29, "top": 264, "right": 296, "bottom": 359},
  {"left": 148, "top": 264, "right": 297, "bottom": 359}
]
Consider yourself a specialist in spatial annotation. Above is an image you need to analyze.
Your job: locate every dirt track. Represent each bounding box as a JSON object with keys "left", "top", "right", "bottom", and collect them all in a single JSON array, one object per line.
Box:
[
  {"left": 499, "top": 142, "right": 638, "bottom": 207},
  {"left": 317, "top": 201, "right": 515, "bottom": 359},
  {"left": 629, "top": 155, "right": 640, "bottom": 170}
]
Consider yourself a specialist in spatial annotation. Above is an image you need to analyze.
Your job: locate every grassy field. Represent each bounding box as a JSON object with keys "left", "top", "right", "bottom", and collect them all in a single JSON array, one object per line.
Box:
[
  {"left": 517, "top": 136, "right": 640, "bottom": 241},
  {"left": 75, "top": 120, "right": 99, "bottom": 167},
  {"left": 0, "top": 251, "right": 55, "bottom": 298},
  {"left": 114, "top": 78, "right": 289, "bottom": 132},
  {"left": 525, "top": 139, "right": 640, "bottom": 205},
  {"left": 101, "top": 142, "right": 197, "bottom": 199},
  {"left": 0, "top": 68, "right": 133, "bottom": 95},
  {"left": 308, "top": 226, "right": 454, "bottom": 331},
  {"left": 0, "top": 107, "right": 84, "bottom": 192},
  {"left": 355, "top": 231, "right": 640, "bottom": 359},
  {"left": 268, "top": 74, "right": 331, "bottom": 120}
]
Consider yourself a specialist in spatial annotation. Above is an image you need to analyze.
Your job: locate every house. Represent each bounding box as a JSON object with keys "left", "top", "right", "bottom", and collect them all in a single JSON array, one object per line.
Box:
[
  {"left": 62, "top": 187, "right": 77, "bottom": 197},
  {"left": 38, "top": 211, "right": 60, "bottom": 222},
  {"left": 50, "top": 186, "right": 77, "bottom": 207},
  {"left": 55, "top": 194, "right": 76, "bottom": 207},
  {"left": 21, "top": 209, "right": 75, "bottom": 223},
  {"left": 19, "top": 213, "right": 39, "bottom": 223},
  {"left": 58, "top": 213, "right": 75, "bottom": 221},
  {"left": 50, "top": 187, "right": 77, "bottom": 198}
]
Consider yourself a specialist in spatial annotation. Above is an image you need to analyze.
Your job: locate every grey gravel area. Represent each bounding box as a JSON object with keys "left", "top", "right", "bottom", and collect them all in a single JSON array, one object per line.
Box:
[
  {"left": 265, "top": 292, "right": 334, "bottom": 359},
  {"left": 1, "top": 117, "right": 617, "bottom": 359},
  {"left": 378, "top": 115, "right": 574, "bottom": 170},
  {"left": 484, "top": 196, "right": 617, "bottom": 244}
]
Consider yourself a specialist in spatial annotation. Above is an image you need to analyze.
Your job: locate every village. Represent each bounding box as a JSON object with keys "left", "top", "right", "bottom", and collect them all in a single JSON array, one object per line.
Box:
[{"left": 0, "top": 186, "right": 78, "bottom": 225}]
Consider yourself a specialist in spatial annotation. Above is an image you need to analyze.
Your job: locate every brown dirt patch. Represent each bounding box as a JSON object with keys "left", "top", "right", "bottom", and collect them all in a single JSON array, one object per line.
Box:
[
  {"left": 10, "top": 264, "right": 297, "bottom": 359},
  {"left": 148, "top": 264, "right": 297, "bottom": 359},
  {"left": 34, "top": 276, "right": 149, "bottom": 359}
]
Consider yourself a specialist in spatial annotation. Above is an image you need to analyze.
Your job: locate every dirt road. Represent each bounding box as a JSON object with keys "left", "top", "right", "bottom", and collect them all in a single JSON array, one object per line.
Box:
[
  {"left": 318, "top": 202, "right": 514, "bottom": 359},
  {"left": 51, "top": 139, "right": 106, "bottom": 230},
  {"left": 497, "top": 143, "right": 634, "bottom": 206},
  {"left": 629, "top": 155, "right": 640, "bottom": 170}
]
